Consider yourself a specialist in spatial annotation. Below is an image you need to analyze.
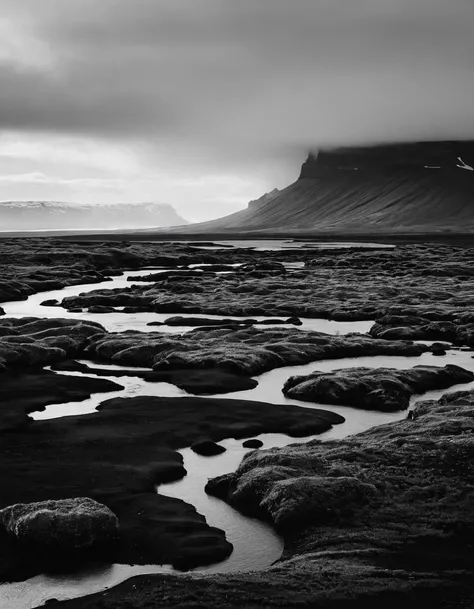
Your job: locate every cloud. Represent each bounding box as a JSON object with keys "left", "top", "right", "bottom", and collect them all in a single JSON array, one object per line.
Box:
[{"left": 0, "top": 0, "right": 473, "bottom": 213}]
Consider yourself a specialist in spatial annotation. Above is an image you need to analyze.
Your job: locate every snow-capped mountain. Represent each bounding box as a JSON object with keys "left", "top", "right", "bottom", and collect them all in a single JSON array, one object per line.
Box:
[{"left": 0, "top": 201, "right": 189, "bottom": 231}]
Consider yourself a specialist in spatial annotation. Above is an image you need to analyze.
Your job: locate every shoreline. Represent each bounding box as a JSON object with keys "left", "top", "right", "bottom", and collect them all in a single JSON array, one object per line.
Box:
[
  {"left": 41, "top": 387, "right": 474, "bottom": 608},
  {"left": 2, "top": 231, "right": 474, "bottom": 247},
  {"left": 1, "top": 238, "right": 473, "bottom": 608}
]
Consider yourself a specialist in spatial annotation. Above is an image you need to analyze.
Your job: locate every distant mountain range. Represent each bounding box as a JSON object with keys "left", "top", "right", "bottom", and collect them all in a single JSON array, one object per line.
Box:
[
  {"left": 0, "top": 201, "right": 188, "bottom": 231},
  {"left": 159, "top": 140, "right": 474, "bottom": 235}
]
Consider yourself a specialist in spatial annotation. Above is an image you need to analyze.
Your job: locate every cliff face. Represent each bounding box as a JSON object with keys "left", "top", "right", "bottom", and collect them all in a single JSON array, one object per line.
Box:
[
  {"left": 168, "top": 140, "right": 474, "bottom": 235},
  {"left": 299, "top": 141, "right": 474, "bottom": 177},
  {"left": 0, "top": 201, "right": 189, "bottom": 231}
]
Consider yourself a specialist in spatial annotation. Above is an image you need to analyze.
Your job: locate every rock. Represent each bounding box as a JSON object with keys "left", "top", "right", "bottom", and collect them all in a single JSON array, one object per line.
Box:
[
  {"left": 161, "top": 370, "right": 258, "bottom": 395},
  {"left": 147, "top": 462, "right": 187, "bottom": 484},
  {"left": 258, "top": 318, "right": 290, "bottom": 325},
  {"left": 430, "top": 342, "right": 451, "bottom": 352},
  {"left": 49, "top": 359, "right": 89, "bottom": 373},
  {"left": 0, "top": 394, "right": 341, "bottom": 580},
  {"left": 0, "top": 498, "right": 118, "bottom": 553},
  {"left": 0, "top": 307, "right": 5, "bottom": 316},
  {"left": 40, "top": 299, "right": 59, "bottom": 307},
  {"left": 282, "top": 365, "right": 474, "bottom": 411},
  {"left": 190, "top": 264, "right": 236, "bottom": 272},
  {"left": 163, "top": 316, "right": 248, "bottom": 327},
  {"left": 206, "top": 384, "right": 474, "bottom": 542},
  {"left": 51, "top": 361, "right": 258, "bottom": 397},
  {"left": 242, "top": 439, "right": 263, "bottom": 449},
  {"left": 286, "top": 317, "right": 303, "bottom": 325},
  {"left": 128, "top": 270, "right": 205, "bottom": 282},
  {"left": 88, "top": 305, "right": 116, "bottom": 313},
  {"left": 0, "top": 318, "right": 107, "bottom": 372},
  {"left": 86, "top": 327, "right": 428, "bottom": 376},
  {"left": 123, "top": 306, "right": 151, "bottom": 313},
  {"left": 191, "top": 440, "right": 226, "bottom": 456}
]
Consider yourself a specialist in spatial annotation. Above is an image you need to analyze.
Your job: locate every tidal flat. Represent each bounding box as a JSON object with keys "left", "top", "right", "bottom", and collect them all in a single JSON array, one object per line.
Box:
[{"left": 0, "top": 238, "right": 473, "bottom": 608}]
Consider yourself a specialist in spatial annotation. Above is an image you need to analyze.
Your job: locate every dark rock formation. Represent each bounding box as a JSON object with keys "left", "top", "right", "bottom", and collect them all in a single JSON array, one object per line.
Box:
[
  {"left": 0, "top": 318, "right": 106, "bottom": 371},
  {"left": 40, "top": 299, "right": 59, "bottom": 307},
  {"left": 370, "top": 318, "right": 474, "bottom": 347},
  {"left": 282, "top": 364, "right": 474, "bottom": 411},
  {"left": 0, "top": 497, "right": 118, "bottom": 555},
  {"left": 242, "top": 439, "right": 263, "bottom": 449},
  {"left": 163, "top": 316, "right": 254, "bottom": 327},
  {"left": 85, "top": 327, "right": 427, "bottom": 376},
  {"left": 208, "top": 386, "right": 474, "bottom": 534},
  {"left": 299, "top": 141, "right": 474, "bottom": 176},
  {"left": 191, "top": 440, "right": 226, "bottom": 456},
  {"left": 87, "top": 305, "right": 117, "bottom": 313},
  {"left": 51, "top": 360, "right": 259, "bottom": 395},
  {"left": 0, "top": 395, "right": 343, "bottom": 581},
  {"left": 160, "top": 316, "right": 301, "bottom": 328},
  {"left": 129, "top": 270, "right": 206, "bottom": 282}
]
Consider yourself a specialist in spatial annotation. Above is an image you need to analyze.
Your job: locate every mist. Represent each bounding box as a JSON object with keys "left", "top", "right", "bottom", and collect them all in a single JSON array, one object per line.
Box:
[{"left": 1, "top": 0, "right": 474, "bottom": 219}]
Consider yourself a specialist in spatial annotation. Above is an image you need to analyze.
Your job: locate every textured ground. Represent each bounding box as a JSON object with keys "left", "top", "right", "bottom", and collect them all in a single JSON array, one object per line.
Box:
[
  {"left": 84, "top": 326, "right": 427, "bottom": 375},
  {"left": 53, "top": 244, "right": 474, "bottom": 347},
  {"left": 51, "top": 388, "right": 474, "bottom": 608},
  {"left": 282, "top": 364, "right": 474, "bottom": 411},
  {"left": 1, "top": 238, "right": 474, "bottom": 607},
  {"left": 0, "top": 394, "right": 342, "bottom": 582}
]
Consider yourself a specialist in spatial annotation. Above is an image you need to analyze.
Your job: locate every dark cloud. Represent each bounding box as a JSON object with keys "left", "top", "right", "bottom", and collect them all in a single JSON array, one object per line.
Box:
[{"left": 1, "top": 0, "right": 474, "bottom": 178}]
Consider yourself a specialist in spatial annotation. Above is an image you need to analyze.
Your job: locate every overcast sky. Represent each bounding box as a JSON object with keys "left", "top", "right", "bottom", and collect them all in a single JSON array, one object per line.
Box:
[{"left": 1, "top": 0, "right": 474, "bottom": 220}]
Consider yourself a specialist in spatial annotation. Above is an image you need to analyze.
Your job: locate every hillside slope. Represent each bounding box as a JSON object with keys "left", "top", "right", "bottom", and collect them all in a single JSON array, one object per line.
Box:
[
  {"left": 163, "top": 141, "right": 474, "bottom": 235},
  {"left": 0, "top": 201, "right": 189, "bottom": 231}
]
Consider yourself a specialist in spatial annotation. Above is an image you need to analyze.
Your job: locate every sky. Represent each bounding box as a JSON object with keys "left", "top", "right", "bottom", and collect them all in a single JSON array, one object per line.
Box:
[{"left": 1, "top": 1, "right": 474, "bottom": 221}]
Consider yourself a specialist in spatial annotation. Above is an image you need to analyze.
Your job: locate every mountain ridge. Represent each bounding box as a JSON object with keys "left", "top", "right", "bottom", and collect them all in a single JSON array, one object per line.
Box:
[
  {"left": 154, "top": 140, "right": 474, "bottom": 235},
  {"left": 0, "top": 201, "right": 189, "bottom": 231}
]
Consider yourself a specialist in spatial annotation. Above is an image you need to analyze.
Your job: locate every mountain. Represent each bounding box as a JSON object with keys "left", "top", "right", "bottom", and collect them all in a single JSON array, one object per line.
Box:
[
  {"left": 165, "top": 141, "right": 474, "bottom": 235},
  {"left": 0, "top": 201, "right": 189, "bottom": 231}
]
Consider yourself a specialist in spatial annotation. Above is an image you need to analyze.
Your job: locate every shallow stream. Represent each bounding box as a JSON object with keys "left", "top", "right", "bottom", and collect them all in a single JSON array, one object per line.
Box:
[{"left": 1, "top": 257, "right": 472, "bottom": 609}]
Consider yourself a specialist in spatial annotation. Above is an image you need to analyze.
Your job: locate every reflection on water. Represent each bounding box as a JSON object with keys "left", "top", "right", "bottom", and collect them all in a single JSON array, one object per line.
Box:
[
  {"left": 192, "top": 240, "right": 395, "bottom": 251},
  {"left": 32, "top": 350, "right": 474, "bottom": 435},
  {"left": 1, "top": 267, "right": 374, "bottom": 335},
  {"left": 0, "top": 564, "right": 174, "bottom": 609},
  {"left": 4, "top": 247, "right": 474, "bottom": 609},
  {"left": 0, "top": 433, "right": 306, "bottom": 609},
  {"left": 158, "top": 435, "right": 294, "bottom": 574},
  {"left": 218, "top": 349, "right": 474, "bottom": 440},
  {"left": 31, "top": 375, "right": 187, "bottom": 420}
]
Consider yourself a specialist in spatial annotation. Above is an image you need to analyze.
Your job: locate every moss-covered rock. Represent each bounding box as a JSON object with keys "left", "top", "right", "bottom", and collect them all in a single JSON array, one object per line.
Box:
[
  {"left": 282, "top": 364, "right": 474, "bottom": 411},
  {"left": 85, "top": 327, "right": 427, "bottom": 376},
  {"left": 0, "top": 318, "right": 106, "bottom": 371},
  {"left": 0, "top": 497, "right": 118, "bottom": 551}
]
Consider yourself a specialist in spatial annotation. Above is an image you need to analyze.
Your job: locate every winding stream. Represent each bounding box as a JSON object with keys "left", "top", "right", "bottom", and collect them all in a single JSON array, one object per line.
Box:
[
  {"left": 1, "top": 266, "right": 373, "bottom": 335},
  {"left": 1, "top": 257, "right": 473, "bottom": 609}
]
